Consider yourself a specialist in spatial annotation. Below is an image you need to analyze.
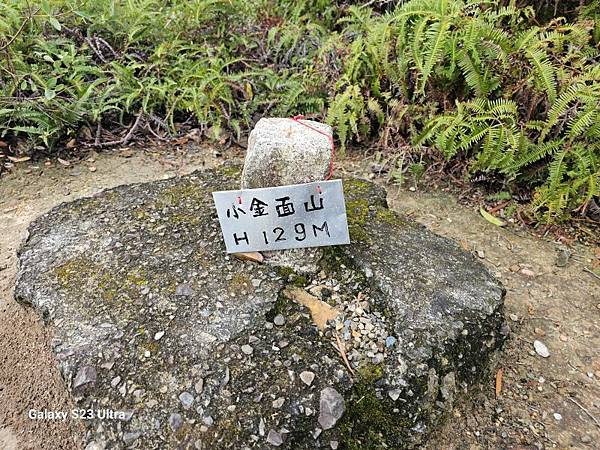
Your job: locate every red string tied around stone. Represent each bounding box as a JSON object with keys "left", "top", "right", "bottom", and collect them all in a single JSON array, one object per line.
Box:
[{"left": 290, "top": 115, "right": 335, "bottom": 187}]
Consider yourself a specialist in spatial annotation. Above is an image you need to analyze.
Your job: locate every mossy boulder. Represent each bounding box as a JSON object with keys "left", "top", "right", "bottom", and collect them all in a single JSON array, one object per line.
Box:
[{"left": 15, "top": 168, "right": 505, "bottom": 449}]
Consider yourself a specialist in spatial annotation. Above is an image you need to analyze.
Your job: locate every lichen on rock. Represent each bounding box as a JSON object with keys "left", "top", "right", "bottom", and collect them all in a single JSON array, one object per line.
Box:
[{"left": 15, "top": 168, "right": 505, "bottom": 449}]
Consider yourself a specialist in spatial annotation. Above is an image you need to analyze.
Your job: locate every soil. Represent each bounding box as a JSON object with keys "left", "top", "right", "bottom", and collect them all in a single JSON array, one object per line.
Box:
[{"left": 1, "top": 146, "right": 599, "bottom": 449}]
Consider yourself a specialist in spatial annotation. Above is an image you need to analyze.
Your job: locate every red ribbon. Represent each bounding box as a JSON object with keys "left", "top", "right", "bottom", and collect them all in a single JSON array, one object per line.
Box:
[{"left": 290, "top": 114, "right": 335, "bottom": 181}]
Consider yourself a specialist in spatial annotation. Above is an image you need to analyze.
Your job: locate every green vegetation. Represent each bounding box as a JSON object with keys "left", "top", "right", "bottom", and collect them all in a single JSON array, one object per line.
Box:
[{"left": 1, "top": 0, "right": 599, "bottom": 222}]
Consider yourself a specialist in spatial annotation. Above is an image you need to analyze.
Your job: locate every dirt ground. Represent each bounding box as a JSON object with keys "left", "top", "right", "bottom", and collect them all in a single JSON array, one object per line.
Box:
[{"left": 1, "top": 146, "right": 599, "bottom": 449}]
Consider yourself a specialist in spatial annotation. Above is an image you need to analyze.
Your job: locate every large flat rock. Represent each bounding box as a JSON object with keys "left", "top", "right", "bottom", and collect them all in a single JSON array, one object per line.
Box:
[{"left": 15, "top": 168, "right": 506, "bottom": 449}]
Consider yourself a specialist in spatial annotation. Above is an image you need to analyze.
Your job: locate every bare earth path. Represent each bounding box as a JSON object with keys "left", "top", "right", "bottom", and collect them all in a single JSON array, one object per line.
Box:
[{"left": 1, "top": 148, "right": 599, "bottom": 449}]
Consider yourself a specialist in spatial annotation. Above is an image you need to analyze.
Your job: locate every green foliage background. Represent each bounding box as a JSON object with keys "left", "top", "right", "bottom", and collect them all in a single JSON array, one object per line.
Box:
[{"left": 1, "top": 0, "right": 599, "bottom": 222}]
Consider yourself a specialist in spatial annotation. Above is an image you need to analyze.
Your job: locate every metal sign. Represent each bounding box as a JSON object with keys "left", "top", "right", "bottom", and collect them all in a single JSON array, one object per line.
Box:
[{"left": 212, "top": 180, "right": 350, "bottom": 253}]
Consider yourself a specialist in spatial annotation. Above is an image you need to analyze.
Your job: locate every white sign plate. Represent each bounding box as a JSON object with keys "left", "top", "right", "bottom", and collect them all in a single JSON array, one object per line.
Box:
[{"left": 212, "top": 180, "right": 350, "bottom": 253}]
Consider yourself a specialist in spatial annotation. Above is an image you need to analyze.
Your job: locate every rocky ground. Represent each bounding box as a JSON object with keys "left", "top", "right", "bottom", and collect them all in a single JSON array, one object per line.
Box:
[
  {"left": 0, "top": 144, "right": 599, "bottom": 449},
  {"left": 341, "top": 161, "right": 600, "bottom": 450}
]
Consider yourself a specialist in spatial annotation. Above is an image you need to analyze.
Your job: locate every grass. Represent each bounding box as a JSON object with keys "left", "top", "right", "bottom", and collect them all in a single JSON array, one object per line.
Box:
[{"left": 0, "top": 0, "right": 599, "bottom": 222}]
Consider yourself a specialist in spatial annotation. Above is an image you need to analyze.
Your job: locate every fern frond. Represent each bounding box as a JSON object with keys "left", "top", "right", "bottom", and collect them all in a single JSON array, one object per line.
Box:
[
  {"left": 525, "top": 48, "right": 557, "bottom": 103},
  {"left": 514, "top": 140, "right": 562, "bottom": 170},
  {"left": 418, "top": 19, "right": 449, "bottom": 94},
  {"left": 567, "top": 107, "right": 598, "bottom": 141}
]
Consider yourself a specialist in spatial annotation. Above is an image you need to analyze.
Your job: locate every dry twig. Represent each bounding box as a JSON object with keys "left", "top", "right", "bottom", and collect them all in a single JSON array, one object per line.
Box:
[
  {"left": 495, "top": 368, "right": 503, "bottom": 398},
  {"left": 333, "top": 332, "right": 355, "bottom": 376},
  {"left": 583, "top": 267, "right": 600, "bottom": 281},
  {"left": 89, "top": 110, "right": 144, "bottom": 148},
  {"left": 85, "top": 37, "right": 107, "bottom": 63},
  {"left": 567, "top": 396, "right": 600, "bottom": 429},
  {"left": 94, "top": 36, "right": 117, "bottom": 59}
]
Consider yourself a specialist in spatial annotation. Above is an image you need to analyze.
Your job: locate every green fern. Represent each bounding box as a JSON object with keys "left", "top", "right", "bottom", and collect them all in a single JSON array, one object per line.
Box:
[{"left": 326, "top": 84, "right": 367, "bottom": 152}]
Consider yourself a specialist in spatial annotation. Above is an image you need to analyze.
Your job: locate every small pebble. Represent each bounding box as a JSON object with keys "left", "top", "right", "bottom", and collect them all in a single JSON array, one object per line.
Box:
[
  {"left": 300, "top": 371, "right": 315, "bottom": 386},
  {"left": 267, "top": 429, "right": 283, "bottom": 446},
  {"left": 553, "top": 412, "right": 562, "bottom": 421},
  {"left": 274, "top": 314, "right": 285, "bottom": 326},
  {"left": 388, "top": 389, "right": 401, "bottom": 401},
  {"left": 73, "top": 366, "right": 97, "bottom": 388},
  {"left": 169, "top": 413, "right": 183, "bottom": 431},
  {"left": 533, "top": 340, "right": 550, "bottom": 358},
  {"left": 122, "top": 431, "right": 140, "bottom": 445},
  {"left": 154, "top": 331, "right": 165, "bottom": 341},
  {"left": 520, "top": 268, "right": 536, "bottom": 277},
  {"left": 179, "top": 391, "right": 194, "bottom": 409},
  {"left": 241, "top": 344, "right": 254, "bottom": 355}
]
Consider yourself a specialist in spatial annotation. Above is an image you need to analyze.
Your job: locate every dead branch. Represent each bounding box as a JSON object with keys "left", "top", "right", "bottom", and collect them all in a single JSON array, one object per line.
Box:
[
  {"left": 88, "top": 110, "right": 144, "bottom": 148},
  {"left": 145, "top": 122, "right": 168, "bottom": 141},
  {"left": 85, "top": 36, "right": 107, "bottom": 63},
  {"left": 94, "top": 36, "right": 117, "bottom": 59}
]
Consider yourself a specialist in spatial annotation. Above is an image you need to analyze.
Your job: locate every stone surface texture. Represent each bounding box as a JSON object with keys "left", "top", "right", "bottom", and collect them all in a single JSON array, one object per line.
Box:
[
  {"left": 15, "top": 167, "right": 506, "bottom": 449},
  {"left": 241, "top": 117, "right": 333, "bottom": 274},
  {"left": 241, "top": 117, "right": 332, "bottom": 190}
]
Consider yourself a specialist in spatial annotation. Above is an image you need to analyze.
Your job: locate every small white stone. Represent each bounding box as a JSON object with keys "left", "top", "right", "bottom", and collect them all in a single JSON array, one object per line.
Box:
[
  {"left": 553, "top": 412, "right": 562, "bottom": 421},
  {"left": 520, "top": 268, "right": 536, "bottom": 277},
  {"left": 144, "top": 350, "right": 151, "bottom": 358},
  {"left": 266, "top": 429, "right": 283, "bottom": 446},
  {"left": 154, "top": 331, "right": 165, "bottom": 341},
  {"left": 388, "top": 389, "right": 401, "bottom": 401},
  {"left": 273, "top": 314, "right": 285, "bottom": 326},
  {"left": 533, "top": 340, "right": 550, "bottom": 358},
  {"left": 300, "top": 371, "right": 315, "bottom": 386},
  {"left": 241, "top": 344, "right": 254, "bottom": 355},
  {"left": 179, "top": 391, "right": 194, "bottom": 409}
]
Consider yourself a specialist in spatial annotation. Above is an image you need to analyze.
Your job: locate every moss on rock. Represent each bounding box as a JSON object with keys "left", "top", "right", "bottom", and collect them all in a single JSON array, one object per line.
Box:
[{"left": 17, "top": 170, "right": 505, "bottom": 450}]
